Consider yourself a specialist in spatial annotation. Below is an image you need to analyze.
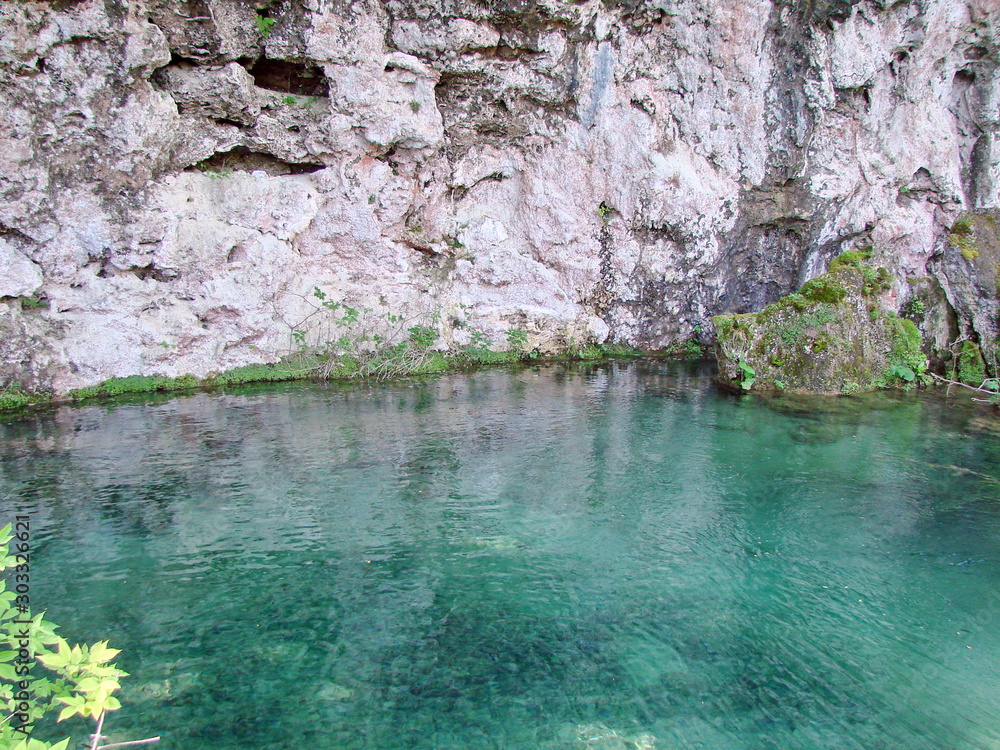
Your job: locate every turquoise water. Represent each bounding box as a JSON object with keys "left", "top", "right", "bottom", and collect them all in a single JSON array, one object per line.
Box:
[{"left": 2, "top": 361, "right": 999, "bottom": 750}]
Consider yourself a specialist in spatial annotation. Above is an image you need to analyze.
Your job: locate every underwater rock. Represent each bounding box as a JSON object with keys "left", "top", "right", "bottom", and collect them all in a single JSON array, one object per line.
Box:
[
  {"left": 124, "top": 671, "right": 201, "bottom": 702},
  {"left": 575, "top": 723, "right": 657, "bottom": 750},
  {"left": 315, "top": 682, "right": 353, "bottom": 701},
  {"left": 713, "top": 250, "right": 927, "bottom": 395},
  {"left": 467, "top": 535, "right": 527, "bottom": 551}
]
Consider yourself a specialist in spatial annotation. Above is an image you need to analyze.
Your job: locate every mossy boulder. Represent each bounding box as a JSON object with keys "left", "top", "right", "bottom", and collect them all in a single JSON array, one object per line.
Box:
[{"left": 713, "top": 252, "right": 925, "bottom": 395}]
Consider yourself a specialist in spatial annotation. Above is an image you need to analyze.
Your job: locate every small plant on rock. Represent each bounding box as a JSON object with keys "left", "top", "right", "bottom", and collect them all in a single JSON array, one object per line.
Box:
[
  {"left": 505, "top": 328, "right": 529, "bottom": 351},
  {"left": 737, "top": 360, "right": 756, "bottom": 390},
  {"left": 280, "top": 288, "right": 445, "bottom": 380},
  {"left": 255, "top": 14, "right": 275, "bottom": 38}
]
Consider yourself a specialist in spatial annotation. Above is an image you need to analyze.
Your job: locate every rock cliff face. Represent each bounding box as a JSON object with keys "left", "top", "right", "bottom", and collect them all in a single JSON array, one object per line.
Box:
[{"left": 0, "top": 0, "right": 997, "bottom": 393}]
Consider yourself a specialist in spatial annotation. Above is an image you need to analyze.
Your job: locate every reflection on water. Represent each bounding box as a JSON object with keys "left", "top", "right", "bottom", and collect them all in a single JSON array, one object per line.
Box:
[{"left": 2, "top": 361, "right": 999, "bottom": 750}]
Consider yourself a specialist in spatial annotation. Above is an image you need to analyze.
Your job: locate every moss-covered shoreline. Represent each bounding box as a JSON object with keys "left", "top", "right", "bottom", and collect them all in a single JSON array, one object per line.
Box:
[{"left": 0, "top": 343, "right": 681, "bottom": 416}]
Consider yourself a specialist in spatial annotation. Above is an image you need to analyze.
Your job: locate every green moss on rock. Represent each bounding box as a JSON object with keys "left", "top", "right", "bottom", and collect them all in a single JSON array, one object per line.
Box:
[
  {"left": 68, "top": 374, "right": 201, "bottom": 401},
  {"left": 713, "top": 253, "right": 926, "bottom": 395},
  {"left": 948, "top": 218, "right": 980, "bottom": 261},
  {"left": 799, "top": 277, "right": 848, "bottom": 304},
  {"left": 957, "top": 341, "right": 987, "bottom": 385},
  {"left": 0, "top": 384, "right": 51, "bottom": 412},
  {"left": 828, "top": 246, "right": 873, "bottom": 272}
]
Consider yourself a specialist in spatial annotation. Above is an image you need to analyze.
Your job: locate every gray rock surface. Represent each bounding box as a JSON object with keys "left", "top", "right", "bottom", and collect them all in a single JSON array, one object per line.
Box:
[{"left": 0, "top": 0, "right": 997, "bottom": 392}]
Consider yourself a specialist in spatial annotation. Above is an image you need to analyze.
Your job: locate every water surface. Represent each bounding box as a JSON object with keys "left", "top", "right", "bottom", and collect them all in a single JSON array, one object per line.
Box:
[{"left": 2, "top": 361, "right": 999, "bottom": 749}]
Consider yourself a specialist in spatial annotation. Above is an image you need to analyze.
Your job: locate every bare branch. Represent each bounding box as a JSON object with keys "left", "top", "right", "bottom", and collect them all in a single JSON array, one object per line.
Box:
[
  {"left": 89, "top": 711, "right": 107, "bottom": 750},
  {"left": 929, "top": 372, "right": 998, "bottom": 396},
  {"left": 98, "top": 737, "right": 161, "bottom": 750}
]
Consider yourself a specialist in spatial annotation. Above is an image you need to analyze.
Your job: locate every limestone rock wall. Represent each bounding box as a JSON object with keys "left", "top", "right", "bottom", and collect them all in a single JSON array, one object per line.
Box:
[{"left": 0, "top": 0, "right": 997, "bottom": 393}]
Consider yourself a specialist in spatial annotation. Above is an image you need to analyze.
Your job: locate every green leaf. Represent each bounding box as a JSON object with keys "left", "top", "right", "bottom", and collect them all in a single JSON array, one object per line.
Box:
[
  {"left": 891, "top": 364, "right": 915, "bottom": 382},
  {"left": 55, "top": 693, "right": 85, "bottom": 709},
  {"left": 88, "top": 641, "right": 120, "bottom": 664},
  {"left": 75, "top": 677, "right": 100, "bottom": 692},
  {"left": 39, "top": 651, "right": 68, "bottom": 669}
]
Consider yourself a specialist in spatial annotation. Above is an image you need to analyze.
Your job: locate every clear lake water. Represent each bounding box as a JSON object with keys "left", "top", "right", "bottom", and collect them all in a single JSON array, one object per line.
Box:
[{"left": 1, "top": 360, "right": 999, "bottom": 750}]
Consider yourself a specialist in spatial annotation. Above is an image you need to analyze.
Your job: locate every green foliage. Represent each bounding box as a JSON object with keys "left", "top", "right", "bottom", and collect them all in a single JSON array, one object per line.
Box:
[
  {"left": 957, "top": 340, "right": 987, "bottom": 386},
  {"left": 255, "top": 13, "right": 275, "bottom": 37},
  {"left": 68, "top": 374, "right": 199, "bottom": 401},
  {"left": 666, "top": 338, "right": 704, "bottom": 359},
  {"left": 799, "top": 277, "right": 848, "bottom": 304},
  {"left": 408, "top": 101, "right": 420, "bottom": 113},
  {"left": 463, "top": 328, "right": 493, "bottom": 358},
  {"left": 778, "top": 293, "right": 811, "bottom": 312},
  {"left": 948, "top": 218, "right": 979, "bottom": 260},
  {"left": 282, "top": 95, "right": 319, "bottom": 107},
  {"left": 207, "top": 362, "right": 301, "bottom": 386},
  {"left": 901, "top": 298, "right": 926, "bottom": 317},
  {"left": 827, "top": 246, "right": 873, "bottom": 272},
  {"left": 19, "top": 296, "right": 46, "bottom": 310},
  {"left": 886, "top": 317, "right": 927, "bottom": 386},
  {"left": 459, "top": 349, "right": 523, "bottom": 366},
  {"left": 841, "top": 380, "right": 862, "bottom": 395},
  {"left": 597, "top": 202, "right": 613, "bottom": 221},
  {"left": 737, "top": 360, "right": 756, "bottom": 390},
  {"left": 576, "top": 345, "right": 605, "bottom": 359},
  {"left": 0, "top": 524, "right": 153, "bottom": 750},
  {"left": 505, "top": 328, "right": 529, "bottom": 351},
  {"left": 777, "top": 304, "right": 836, "bottom": 347},
  {"left": 711, "top": 315, "right": 735, "bottom": 337},
  {"left": 0, "top": 384, "right": 45, "bottom": 413},
  {"left": 196, "top": 163, "right": 233, "bottom": 179},
  {"left": 283, "top": 289, "right": 448, "bottom": 381},
  {"left": 889, "top": 364, "right": 915, "bottom": 382},
  {"left": 407, "top": 325, "right": 438, "bottom": 349},
  {"left": 859, "top": 266, "right": 891, "bottom": 296},
  {"left": 951, "top": 217, "right": 973, "bottom": 235}
]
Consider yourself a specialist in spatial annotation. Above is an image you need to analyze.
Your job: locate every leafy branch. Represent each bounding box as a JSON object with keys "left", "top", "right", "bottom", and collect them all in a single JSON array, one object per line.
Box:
[{"left": 0, "top": 524, "right": 159, "bottom": 750}]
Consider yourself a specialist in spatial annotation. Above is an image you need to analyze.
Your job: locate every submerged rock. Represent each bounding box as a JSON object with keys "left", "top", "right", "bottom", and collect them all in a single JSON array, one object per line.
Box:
[
  {"left": 713, "top": 250, "right": 927, "bottom": 395},
  {"left": 575, "top": 723, "right": 657, "bottom": 750},
  {"left": 316, "top": 682, "right": 353, "bottom": 701}
]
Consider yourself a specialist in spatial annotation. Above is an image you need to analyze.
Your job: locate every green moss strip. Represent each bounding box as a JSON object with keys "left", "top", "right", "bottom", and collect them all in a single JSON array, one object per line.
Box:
[{"left": 0, "top": 343, "right": 656, "bottom": 416}]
